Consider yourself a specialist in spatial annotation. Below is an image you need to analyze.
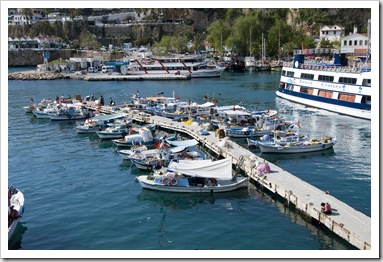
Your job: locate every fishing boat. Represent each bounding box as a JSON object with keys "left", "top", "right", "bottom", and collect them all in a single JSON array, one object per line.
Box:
[
  {"left": 276, "top": 50, "right": 371, "bottom": 120},
  {"left": 126, "top": 55, "right": 226, "bottom": 78},
  {"left": 136, "top": 158, "right": 248, "bottom": 193},
  {"left": 96, "top": 125, "right": 129, "bottom": 140},
  {"left": 112, "top": 127, "right": 159, "bottom": 147},
  {"left": 257, "top": 135, "right": 336, "bottom": 154},
  {"left": 75, "top": 113, "right": 131, "bottom": 134},
  {"left": 220, "top": 113, "right": 294, "bottom": 138},
  {"left": 247, "top": 131, "right": 309, "bottom": 149},
  {"left": 131, "top": 149, "right": 202, "bottom": 171},
  {"left": 49, "top": 106, "right": 89, "bottom": 121},
  {"left": 8, "top": 186, "right": 25, "bottom": 240}
]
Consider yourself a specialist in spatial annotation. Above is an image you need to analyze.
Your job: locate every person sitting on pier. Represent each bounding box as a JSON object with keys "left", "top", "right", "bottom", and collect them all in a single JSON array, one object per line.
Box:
[{"left": 321, "top": 202, "right": 332, "bottom": 214}]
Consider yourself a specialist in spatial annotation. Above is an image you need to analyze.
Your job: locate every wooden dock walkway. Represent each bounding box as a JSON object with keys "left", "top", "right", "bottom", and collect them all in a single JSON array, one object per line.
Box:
[{"left": 129, "top": 113, "right": 371, "bottom": 250}]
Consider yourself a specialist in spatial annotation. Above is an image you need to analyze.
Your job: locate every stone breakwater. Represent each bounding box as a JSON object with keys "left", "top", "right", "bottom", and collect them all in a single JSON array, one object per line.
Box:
[{"left": 8, "top": 71, "right": 70, "bottom": 80}]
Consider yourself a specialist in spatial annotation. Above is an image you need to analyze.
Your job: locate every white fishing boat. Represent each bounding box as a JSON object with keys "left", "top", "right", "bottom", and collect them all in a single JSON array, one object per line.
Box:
[
  {"left": 75, "top": 115, "right": 131, "bottom": 134},
  {"left": 257, "top": 135, "right": 336, "bottom": 154},
  {"left": 131, "top": 149, "right": 202, "bottom": 171},
  {"left": 276, "top": 50, "right": 371, "bottom": 120},
  {"left": 220, "top": 112, "right": 294, "bottom": 138},
  {"left": 49, "top": 106, "right": 89, "bottom": 121},
  {"left": 118, "top": 145, "right": 186, "bottom": 161},
  {"left": 8, "top": 186, "right": 25, "bottom": 240},
  {"left": 112, "top": 127, "right": 158, "bottom": 147},
  {"left": 165, "top": 138, "right": 199, "bottom": 147},
  {"left": 32, "top": 107, "right": 59, "bottom": 119},
  {"left": 247, "top": 131, "right": 309, "bottom": 149},
  {"left": 96, "top": 125, "right": 129, "bottom": 140},
  {"left": 136, "top": 158, "right": 248, "bottom": 193}
]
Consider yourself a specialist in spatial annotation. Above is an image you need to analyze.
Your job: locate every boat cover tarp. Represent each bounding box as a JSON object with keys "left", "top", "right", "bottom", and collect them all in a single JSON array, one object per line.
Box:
[
  {"left": 93, "top": 112, "right": 129, "bottom": 121},
  {"left": 222, "top": 110, "right": 251, "bottom": 116},
  {"left": 198, "top": 102, "right": 215, "bottom": 107},
  {"left": 165, "top": 139, "right": 198, "bottom": 147},
  {"left": 167, "top": 158, "right": 232, "bottom": 179}
]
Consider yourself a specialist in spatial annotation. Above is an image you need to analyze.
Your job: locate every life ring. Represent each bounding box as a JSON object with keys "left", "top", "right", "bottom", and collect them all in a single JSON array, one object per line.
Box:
[
  {"left": 170, "top": 177, "right": 178, "bottom": 186},
  {"left": 244, "top": 131, "right": 250, "bottom": 136},
  {"left": 147, "top": 165, "right": 153, "bottom": 171},
  {"left": 162, "top": 176, "right": 170, "bottom": 186}
]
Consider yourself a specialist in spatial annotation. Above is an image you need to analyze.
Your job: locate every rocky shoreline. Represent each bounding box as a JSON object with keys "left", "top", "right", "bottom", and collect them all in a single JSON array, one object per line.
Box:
[
  {"left": 8, "top": 71, "right": 71, "bottom": 80},
  {"left": 8, "top": 71, "right": 191, "bottom": 81}
]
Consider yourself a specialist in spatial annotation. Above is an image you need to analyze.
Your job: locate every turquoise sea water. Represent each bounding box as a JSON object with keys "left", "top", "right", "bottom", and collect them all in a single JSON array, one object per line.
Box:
[{"left": 5, "top": 68, "right": 372, "bottom": 256}]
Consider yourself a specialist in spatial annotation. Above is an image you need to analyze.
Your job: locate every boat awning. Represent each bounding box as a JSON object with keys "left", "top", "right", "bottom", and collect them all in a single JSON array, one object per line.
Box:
[
  {"left": 165, "top": 139, "right": 198, "bottom": 147},
  {"left": 167, "top": 158, "right": 232, "bottom": 179},
  {"left": 222, "top": 110, "right": 251, "bottom": 116},
  {"left": 93, "top": 112, "right": 129, "bottom": 121},
  {"left": 198, "top": 102, "right": 215, "bottom": 107}
]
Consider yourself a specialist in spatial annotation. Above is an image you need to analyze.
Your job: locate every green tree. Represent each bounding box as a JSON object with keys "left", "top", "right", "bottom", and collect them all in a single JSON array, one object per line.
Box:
[
  {"left": 153, "top": 35, "right": 172, "bottom": 54},
  {"left": 206, "top": 20, "right": 231, "bottom": 55},
  {"left": 79, "top": 30, "right": 100, "bottom": 49},
  {"left": 30, "top": 21, "right": 52, "bottom": 37}
]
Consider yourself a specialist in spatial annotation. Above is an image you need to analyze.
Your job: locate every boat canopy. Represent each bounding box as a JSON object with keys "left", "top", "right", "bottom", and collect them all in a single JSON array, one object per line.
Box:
[
  {"left": 139, "top": 128, "right": 154, "bottom": 142},
  {"left": 222, "top": 110, "right": 251, "bottom": 116},
  {"left": 198, "top": 102, "right": 215, "bottom": 107},
  {"left": 216, "top": 105, "right": 246, "bottom": 111},
  {"left": 93, "top": 112, "right": 129, "bottom": 121},
  {"left": 166, "top": 139, "right": 198, "bottom": 147},
  {"left": 167, "top": 158, "right": 233, "bottom": 179}
]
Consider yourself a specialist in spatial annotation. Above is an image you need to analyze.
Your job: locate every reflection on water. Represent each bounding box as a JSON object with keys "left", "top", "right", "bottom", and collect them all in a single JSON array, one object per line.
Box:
[
  {"left": 8, "top": 223, "right": 28, "bottom": 250},
  {"left": 136, "top": 189, "right": 249, "bottom": 211},
  {"left": 260, "top": 148, "right": 335, "bottom": 163}
]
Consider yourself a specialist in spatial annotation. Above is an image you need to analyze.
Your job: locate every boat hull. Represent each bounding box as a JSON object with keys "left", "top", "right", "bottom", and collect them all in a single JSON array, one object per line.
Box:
[
  {"left": 276, "top": 90, "right": 371, "bottom": 120},
  {"left": 137, "top": 176, "right": 248, "bottom": 193},
  {"left": 258, "top": 141, "right": 336, "bottom": 154}
]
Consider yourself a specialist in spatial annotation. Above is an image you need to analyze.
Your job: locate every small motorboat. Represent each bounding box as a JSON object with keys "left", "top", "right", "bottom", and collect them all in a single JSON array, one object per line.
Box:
[
  {"left": 136, "top": 158, "right": 248, "bottom": 193},
  {"left": 257, "top": 136, "right": 337, "bottom": 154},
  {"left": 8, "top": 186, "right": 25, "bottom": 240}
]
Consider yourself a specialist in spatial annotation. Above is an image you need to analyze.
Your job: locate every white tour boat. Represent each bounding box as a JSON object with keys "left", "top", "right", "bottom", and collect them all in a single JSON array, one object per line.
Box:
[
  {"left": 276, "top": 50, "right": 371, "bottom": 120},
  {"left": 126, "top": 55, "right": 226, "bottom": 78}
]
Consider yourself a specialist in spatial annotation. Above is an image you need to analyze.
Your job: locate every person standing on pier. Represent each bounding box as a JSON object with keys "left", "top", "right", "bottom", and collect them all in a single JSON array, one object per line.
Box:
[
  {"left": 109, "top": 97, "right": 115, "bottom": 106},
  {"left": 99, "top": 95, "right": 104, "bottom": 106}
]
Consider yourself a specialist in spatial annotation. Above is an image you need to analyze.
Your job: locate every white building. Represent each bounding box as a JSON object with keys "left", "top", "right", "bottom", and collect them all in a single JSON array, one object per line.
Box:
[
  {"left": 319, "top": 25, "right": 345, "bottom": 42},
  {"left": 340, "top": 33, "right": 369, "bottom": 58}
]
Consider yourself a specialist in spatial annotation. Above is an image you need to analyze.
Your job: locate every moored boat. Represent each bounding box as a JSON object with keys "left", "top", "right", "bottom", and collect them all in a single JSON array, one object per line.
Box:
[
  {"left": 8, "top": 186, "right": 25, "bottom": 240},
  {"left": 136, "top": 158, "right": 248, "bottom": 193},
  {"left": 126, "top": 55, "right": 225, "bottom": 78},
  {"left": 257, "top": 135, "right": 336, "bottom": 154}
]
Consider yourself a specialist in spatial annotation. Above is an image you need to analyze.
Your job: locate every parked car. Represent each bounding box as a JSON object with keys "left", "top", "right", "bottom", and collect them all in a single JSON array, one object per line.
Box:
[{"left": 88, "top": 67, "right": 98, "bottom": 73}]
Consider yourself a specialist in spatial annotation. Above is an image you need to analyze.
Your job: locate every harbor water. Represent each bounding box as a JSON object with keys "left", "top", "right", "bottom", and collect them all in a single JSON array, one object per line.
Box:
[{"left": 5, "top": 68, "right": 373, "bottom": 256}]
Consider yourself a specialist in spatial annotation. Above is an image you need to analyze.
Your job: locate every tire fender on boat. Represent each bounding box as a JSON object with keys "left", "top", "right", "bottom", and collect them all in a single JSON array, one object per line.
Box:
[
  {"left": 170, "top": 177, "right": 178, "bottom": 186},
  {"left": 162, "top": 177, "right": 170, "bottom": 186},
  {"left": 244, "top": 131, "right": 250, "bottom": 136},
  {"left": 147, "top": 165, "right": 153, "bottom": 171}
]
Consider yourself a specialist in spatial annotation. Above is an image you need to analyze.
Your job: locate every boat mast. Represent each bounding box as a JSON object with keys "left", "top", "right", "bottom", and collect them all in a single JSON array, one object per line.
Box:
[
  {"left": 278, "top": 26, "right": 281, "bottom": 62},
  {"left": 250, "top": 28, "right": 252, "bottom": 57}
]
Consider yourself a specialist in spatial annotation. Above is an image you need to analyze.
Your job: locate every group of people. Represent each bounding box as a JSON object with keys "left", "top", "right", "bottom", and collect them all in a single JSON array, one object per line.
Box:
[{"left": 98, "top": 95, "right": 115, "bottom": 106}]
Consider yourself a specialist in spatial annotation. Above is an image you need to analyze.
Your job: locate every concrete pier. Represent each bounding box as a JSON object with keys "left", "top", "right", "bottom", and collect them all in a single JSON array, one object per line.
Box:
[{"left": 128, "top": 113, "right": 371, "bottom": 250}]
